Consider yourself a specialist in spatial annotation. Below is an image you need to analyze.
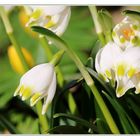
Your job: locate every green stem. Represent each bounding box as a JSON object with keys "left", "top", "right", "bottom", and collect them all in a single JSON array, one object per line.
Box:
[
  {"left": 88, "top": 6, "right": 119, "bottom": 132},
  {"left": 105, "top": 31, "right": 113, "bottom": 42},
  {"left": 37, "top": 29, "right": 120, "bottom": 133},
  {"left": 39, "top": 36, "right": 64, "bottom": 87},
  {"left": 8, "top": 33, "right": 29, "bottom": 71},
  {"left": 68, "top": 92, "right": 79, "bottom": 115},
  {"left": 40, "top": 37, "right": 78, "bottom": 119},
  {"left": 65, "top": 46, "right": 119, "bottom": 133},
  {"left": 89, "top": 6, "right": 106, "bottom": 46},
  {"left": 90, "top": 84, "right": 119, "bottom": 133},
  {"left": 39, "top": 36, "right": 53, "bottom": 61},
  {"left": 36, "top": 101, "right": 49, "bottom": 133},
  {"left": 0, "top": 6, "right": 49, "bottom": 133},
  {"left": 0, "top": 6, "right": 28, "bottom": 72}
]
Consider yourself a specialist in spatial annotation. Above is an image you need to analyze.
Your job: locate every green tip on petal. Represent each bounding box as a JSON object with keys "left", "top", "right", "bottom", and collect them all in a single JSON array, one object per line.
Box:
[
  {"left": 31, "top": 9, "right": 42, "bottom": 19},
  {"left": 117, "top": 64, "right": 125, "bottom": 78},
  {"left": 21, "top": 87, "right": 32, "bottom": 101},
  {"left": 131, "top": 36, "right": 137, "bottom": 44},
  {"left": 116, "top": 86, "right": 124, "bottom": 98},
  {"left": 127, "top": 67, "right": 136, "bottom": 78},
  {"left": 45, "top": 20, "right": 56, "bottom": 28},
  {"left": 132, "top": 24, "right": 138, "bottom": 30},
  {"left": 19, "top": 85, "right": 25, "bottom": 96},
  {"left": 120, "top": 36, "right": 125, "bottom": 43},
  {"left": 14, "top": 86, "right": 21, "bottom": 96},
  {"left": 30, "top": 93, "right": 41, "bottom": 106}
]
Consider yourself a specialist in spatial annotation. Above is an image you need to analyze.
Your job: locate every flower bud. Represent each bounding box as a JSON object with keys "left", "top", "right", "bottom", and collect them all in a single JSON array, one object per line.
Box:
[{"left": 8, "top": 46, "right": 34, "bottom": 74}]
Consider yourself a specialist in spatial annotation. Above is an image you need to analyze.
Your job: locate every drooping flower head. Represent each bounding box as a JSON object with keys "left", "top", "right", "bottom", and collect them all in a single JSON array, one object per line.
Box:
[
  {"left": 26, "top": 5, "right": 71, "bottom": 36},
  {"left": 112, "top": 16, "right": 140, "bottom": 50},
  {"left": 95, "top": 42, "right": 122, "bottom": 82},
  {"left": 95, "top": 42, "right": 140, "bottom": 97},
  {"left": 14, "top": 63, "right": 56, "bottom": 115}
]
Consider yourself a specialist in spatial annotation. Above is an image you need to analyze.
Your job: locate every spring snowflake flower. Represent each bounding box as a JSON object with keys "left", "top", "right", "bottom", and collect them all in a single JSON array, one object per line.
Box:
[
  {"left": 26, "top": 5, "right": 71, "bottom": 36},
  {"left": 112, "top": 16, "right": 140, "bottom": 50},
  {"left": 14, "top": 63, "right": 56, "bottom": 115},
  {"left": 95, "top": 42, "right": 140, "bottom": 97}
]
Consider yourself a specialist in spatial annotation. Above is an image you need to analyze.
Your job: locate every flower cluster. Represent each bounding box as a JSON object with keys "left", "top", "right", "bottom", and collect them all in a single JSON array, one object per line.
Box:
[
  {"left": 12, "top": 6, "right": 70, "bottom": 115},
  {"left": 95, "top": 16, "right": 140, "bottom": 97}
]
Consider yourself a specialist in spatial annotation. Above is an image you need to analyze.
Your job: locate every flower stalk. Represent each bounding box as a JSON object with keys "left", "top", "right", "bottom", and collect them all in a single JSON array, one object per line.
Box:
[
  {"left": 0, "top": 6, "right": 28, "bottom": 72},
  {"left": 36, "top": 101, "right": 49, "bottom": 133},
  {"left": 32, "top": 26, "right": 120, "bottom": 133},
  {"left": 39, "top": 36, "right": 78, "bottom": 115},
  {"left": 0, "top": 6, "right": 49, "bottom": 133},
  {"left": 65, "top": 44, "right": 120, "bottom": 134},
  {"left": 39, "top": 36, "right": 64, "bottom": 87},
  {"left": 89, "top": 6, "right": 106, "bottom": 46}
]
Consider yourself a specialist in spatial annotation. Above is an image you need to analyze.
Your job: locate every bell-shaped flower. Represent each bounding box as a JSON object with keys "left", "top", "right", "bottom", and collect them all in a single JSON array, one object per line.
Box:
[
  {"left": 95, "top": 41, "right": 140, "bottom": 97},
  {"left": 115, "top": 47, "right": 140, "bottom": 97},
  {"left": 95, "top": 42, "right": 122, "bottom": 82},
  {"left": 14, "top": 63, "right": 56, "bottom": 115},
  {"left": 112, "top": 16, "right": 140, "bottom": 50},
  {"left": 26, "top": 5, "right": 71, "bottom": 36}
]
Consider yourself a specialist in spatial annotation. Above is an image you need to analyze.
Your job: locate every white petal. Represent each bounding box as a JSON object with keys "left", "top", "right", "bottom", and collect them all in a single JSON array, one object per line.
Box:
[
  {"left": 131, "top": 73, "right": 140, "bottom": 94},
  {"left": 51, "top": 7, "right": 71, "bottom": 36},
  {"left": 99, "top": 42, "right": 122, "bottom": 72},
  {"left": 116, "top": 76, "right": 134, "bottom": 97},
  {"left": 20, "top": 63, "right": 54, "bottom": 94},
  {"left": 95, "top": 48, "right": 103, "bottom": 74},
  {"left": 31, "top": 6, "right": 67, "bottom": 15},
  {"left": 14, "top": 84, "right": 21, "bottom": 96},
  {"left": 42, "top": 72, "right": 56, "bottom": 115},
  {"left": 4, "top": 5, "right": 14, "bottom": 11},
  {"left": 124, "top": 47, "right": 140, "bottom": 70}
]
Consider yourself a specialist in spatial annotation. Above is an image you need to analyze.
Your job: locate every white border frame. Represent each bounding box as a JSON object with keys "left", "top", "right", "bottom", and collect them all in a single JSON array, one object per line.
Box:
[{"left": 0, "top": 0, "right": 139, "bottom": 5}]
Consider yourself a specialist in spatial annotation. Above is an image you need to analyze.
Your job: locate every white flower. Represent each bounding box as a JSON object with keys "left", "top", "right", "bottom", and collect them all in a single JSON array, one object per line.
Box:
[
  {"left": 112, "top": 16, "right": 140, "bottom": 50},
  {"left": 95, "top": 42, "right": 122, "bottom": 82},
  {"left": 95, "top": 42, "right": 140, "bottom": 97},
  {"left": 4, "top": 5, "right": 14, "bottom": 11},
  {"left": 14, "top": 63, "right": 56, "bottom": 115},
  {"left": 26, "top": 5, "right": 71, "bottom": 36}
]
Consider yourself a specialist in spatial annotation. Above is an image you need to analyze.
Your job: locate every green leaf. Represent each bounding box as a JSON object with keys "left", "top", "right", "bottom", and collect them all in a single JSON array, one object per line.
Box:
[
  {"left": 32, "top": 26, "right": 66, "bottom": 47},
  {"left": 53, "top": 113, "right": 98, "bottom": 133},
  {"left": 0, "top": 114, "right": 21, "bottom": 134},
  {"left": 91, "top": 40, "right": 102, "bottom": 62},
  {"left": 94, "top": 100, "right": 111, "bottom": 134},
  {"left": 17, "top": 117, "right": 39, "bottom": 134},
  {"left": 98, "top": 9, "right": 114, "bottom": 42},
  {"left": 126, "top": 97, "right": 140, "bottom": 119},
  {"left": 103, "top": 91, "right": 140, "bottom": 133},
  {"left": 123, "top": 10, "right": 140, "bottom": 21},
  {"left": 68, "top": 92, "right": 78, "bottom": 115},
  {"left": 47, "top": 125, "right": 88, "bottom": 134}
]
